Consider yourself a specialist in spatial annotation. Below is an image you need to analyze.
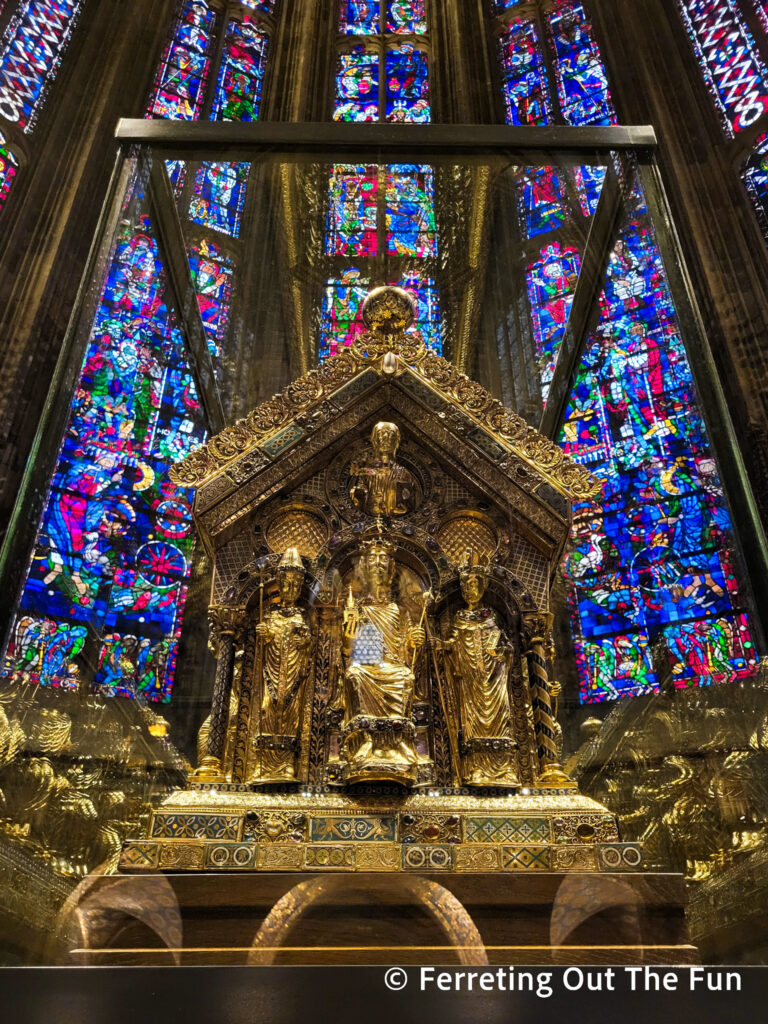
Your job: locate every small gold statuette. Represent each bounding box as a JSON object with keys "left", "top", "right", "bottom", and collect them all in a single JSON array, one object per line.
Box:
[
  {"left": 339, "top": 536, "right": 426, "bottom": 785},
  {"left": 440, "top": 551, "right": 519, "bottom": 788},
  {"left": 349, "top": 421, "right": 416, "bottom": 518},
  {"left": 252, "top": 548, "right": 312, "bottom": 783}
]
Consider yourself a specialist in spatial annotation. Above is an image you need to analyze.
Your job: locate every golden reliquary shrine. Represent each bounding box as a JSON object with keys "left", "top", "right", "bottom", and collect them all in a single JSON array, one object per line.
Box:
[{"left": 71, "top": 287, "right": 694, "bottom": 966}]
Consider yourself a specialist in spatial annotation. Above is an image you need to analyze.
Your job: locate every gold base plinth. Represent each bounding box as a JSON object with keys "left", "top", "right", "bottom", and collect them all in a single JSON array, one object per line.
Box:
[{"left": 120, "top": 785, "right": 643, "bottom": 875}]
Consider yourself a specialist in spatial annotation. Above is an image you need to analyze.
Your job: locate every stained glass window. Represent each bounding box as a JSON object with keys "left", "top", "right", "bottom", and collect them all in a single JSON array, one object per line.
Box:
[
  {"left": 2, "top": 216, "right": 207, "bottom": 700},
  {"left": 561, "top": 192, "right": 757, "bottom": 701},
  {"left": 326, "top": 2, "right": 438, "bottom": 361},
  {"left": 319, "top": 268, "right": 370, "bottom": 361},
  {"left": 499, "top": 18, "right": 552, "bottom": 126},
  {"left": 526, "top": 242, "right": 581, "bottom": 400},
  {"left": 0, "top": 0, "right": 84, "bottom": 131},
  {"left": 754, "top": 0, "right": 768, "bottom": 35},
  {"left": 326, "top": 165, "right": 379, "bottom": 256},
  {"left": 743, "top": 132, "right": 768, "bottom": 235},
  {"left": 188, "top": 161, "right": 249, "bottom": 237},
  {"left": 495, "top": 0, "right": 525, "bottom": 8},
  {"left": 334, "top": 47, "right": 379, "bottom": 121},
  {"left": 318, "top": 270, "right": 441, "bottom": 361},
  {"left": 241, "top": 0, "right": 277, "bottom": 12},
  {"left": 403, "top": 273, "right": 441, "bottom": 350},
  {"left": 385, "top": 44, "right": 430, "bottom": 121},
  {"left": 517, "top": 166, "right": 569, "bottom": 238},
  {"left": 676, "top": 0, "right": 768, "bottom": 135},
  {"left": 148, "top": 0, "right": 216, "bottom": 120},
  {"left": 210, "top": 15, "right": 269, "bottom": 122},
  {"left": 387, "top": 1, "right": 427, "bottom": 34},
  {"left": 340, "top": 1, "right": 380, "bottom": 33},
  {"left": 574, "top": 164, "right": 606, "bottom": 216},
  {"left": 188, "top": 239, "right": 234, "bottom": 366},
  {"left": 548, "top": 1, "right": 615, "bottom": 126},
  {"left": 0, "top": 129, "right": 18, "bottom": 209},
  {"left": 386, "top": 165, "right": 436, "bottom": 257}
]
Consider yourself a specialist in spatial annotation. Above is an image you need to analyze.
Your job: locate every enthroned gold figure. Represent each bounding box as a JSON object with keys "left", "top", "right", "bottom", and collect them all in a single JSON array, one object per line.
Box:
[
  {"left": 251, "top": 548, "right": 312, "bottom": 783},
  {"left": 349, "top": 422, "right": 416, "bottom": 517},
  {"left": 440, "top": 553, "right": 519, "bottom": 788},
  {"left": 340, "top": 539, "right": 425, "bottom": 785}
]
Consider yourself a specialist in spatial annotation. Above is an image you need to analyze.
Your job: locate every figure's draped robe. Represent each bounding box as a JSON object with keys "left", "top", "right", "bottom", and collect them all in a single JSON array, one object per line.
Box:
[
  {"left": 445, "top": 610, "right": 518, "bottom": 786},
  {"left": 343, "top": 601, "right": 419, "bottom": 770},
  {"left": 257, "top": 607, "right": 311, "bottom": 779}
]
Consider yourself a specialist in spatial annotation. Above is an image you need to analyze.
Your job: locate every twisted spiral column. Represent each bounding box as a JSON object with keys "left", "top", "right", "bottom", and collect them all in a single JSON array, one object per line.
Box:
[{"left": 193, "top": 605, "right": 244, "bottom": 781}]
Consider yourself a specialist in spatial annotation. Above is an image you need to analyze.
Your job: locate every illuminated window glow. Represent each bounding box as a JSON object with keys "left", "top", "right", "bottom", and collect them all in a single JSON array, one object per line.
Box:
[
  {"left": 211, "top": 15, "right": 269, "bottom": 122},
  {"left": 188, "top": 161, "right": 249, "bottom": 237},
  {"left": 499, "top": 17, "right": 552, "bottom": 126},
  {"left": 0, "top": 129, "right": 19, "bottom": 209},
  {"left": 548, "top": 1, "right": 615, "bottom": 126},
  {"left": 676, "top": 0, "right": 768, "bottom": 134},
  {"left": 334, "top": 47, "right": 379, "bottom": 121},
  {"left": 2, "top": 217, "right": 207, "bottom": 700},
  {"left": 0, "top": 0, "right": 84, "bottom": 131},
  {"left": 148, "top": 0, "right": 216, "bottom": 120}
]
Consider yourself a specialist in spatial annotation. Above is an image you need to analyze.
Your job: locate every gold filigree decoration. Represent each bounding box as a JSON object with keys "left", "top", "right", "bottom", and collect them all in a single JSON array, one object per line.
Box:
[{"left": 170, "top": 289, "right": 600, "bottom": 501}]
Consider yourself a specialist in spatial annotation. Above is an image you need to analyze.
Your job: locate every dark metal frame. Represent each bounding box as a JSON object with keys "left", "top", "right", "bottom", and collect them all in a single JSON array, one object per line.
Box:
[{"left": 2, "top": 119, "right": 767, "bottom": 663}]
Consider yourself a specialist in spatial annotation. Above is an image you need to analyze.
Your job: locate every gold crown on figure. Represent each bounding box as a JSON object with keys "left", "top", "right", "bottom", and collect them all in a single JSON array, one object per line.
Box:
[
  {"left": 458, "top": 548, "right": 491, "bottom": 581},
  {"left": 358, "top": 521, "right": 397, "bottom": 557},
  {"left": 276, "top": 547, "right": 304, "bottom": 577}
]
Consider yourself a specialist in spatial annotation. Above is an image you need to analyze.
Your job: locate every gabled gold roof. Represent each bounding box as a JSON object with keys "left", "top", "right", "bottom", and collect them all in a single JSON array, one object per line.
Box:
[{"left": 170, "top": 293, "right": 600, "bottom": 504}]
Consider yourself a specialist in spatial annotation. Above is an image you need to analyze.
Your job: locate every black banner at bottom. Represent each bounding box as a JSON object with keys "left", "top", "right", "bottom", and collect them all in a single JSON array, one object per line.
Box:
[{"left": 2, "top": 965, "right": 759, "bottom": 1024}]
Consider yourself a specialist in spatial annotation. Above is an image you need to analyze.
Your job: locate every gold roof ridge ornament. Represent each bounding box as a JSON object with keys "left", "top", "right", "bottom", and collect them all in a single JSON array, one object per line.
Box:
[{"left": 169, "top": 286, "right": 600, "bottom": 505}]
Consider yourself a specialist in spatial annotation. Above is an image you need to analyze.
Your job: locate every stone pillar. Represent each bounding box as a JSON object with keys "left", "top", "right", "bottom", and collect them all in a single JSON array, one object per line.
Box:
[
  {"left": 523, "top": 617, "right": 575, "bottom": 789},
  {"left": 193, "top": 605, "right": 244, "bottom": 781}
]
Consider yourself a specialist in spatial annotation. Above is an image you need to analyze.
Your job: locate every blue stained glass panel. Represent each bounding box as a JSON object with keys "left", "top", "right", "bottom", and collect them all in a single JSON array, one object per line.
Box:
[
  {"left": 0, "top": 0, "right": 84, "bottom": 131},
  {"left": 561, "top": 192, "right": 757, "bottom": 702},
  {"left": 574, "top": 164, "right": 606, "bottom": 216},
  {"left": 340, "top": 1, "right": 380, "bottom": 33},
  {"left": 385, "top": 44, "right": 430, "bottom": 122},
  {"left": 387, "top": 1, "right": 427, "bottom": 34},
  {"left": 526, "top": 242, "right": 581, "bottom": 400},
  {"left": 334, "top": 47, "right": 379, "bottom": 121},
  {"left": 148, "top": 0, "right": 216, "bottom": 121},
  {"left": 499, "top": 17, "right": 551, "bottom": 126},
  {"left": 210, "top": 15, "right": 269, "bottom": 122},
  {"left": 548, "top": 1, "right": 615, "bottom": 126},
  {"left": 188, "top": 238, "right": 234, "bottom": 368},
  {"left": 385, "top": 165, "right": 436, "bottom": 257},
  {"left": 517, "top": 166, "right": 569, "bottom": 238},
  {"left": 188, "top": 161, "right": 249, "bottom": 237},
  {"left": 2, "top": 216, "right": 207, "bottom": 700},
  {"left": 399, "top": 274, "right": 441, "bottom": 353},
  {"left": 677, "top": 0, "right": 768, "bottom": 135}
]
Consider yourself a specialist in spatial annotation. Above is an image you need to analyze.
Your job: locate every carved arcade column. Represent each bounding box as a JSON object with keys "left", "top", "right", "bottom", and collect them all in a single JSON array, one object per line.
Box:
[
  {"left": 193, "top": 605, "right": 245, "bottom": 781},
  {"left": 523, "top": 617, "right": 576, "bottom": 789}
]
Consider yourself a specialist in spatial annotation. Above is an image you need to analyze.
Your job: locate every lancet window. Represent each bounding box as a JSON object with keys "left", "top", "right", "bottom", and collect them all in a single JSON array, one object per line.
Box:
[
  {"left": 1, "top": 1, "right": 280, "bottom": 700},
  {"left": 491, "top": 0, "right": 759, "bottom": 702},
  {"left": 322, "top": 2, "right": 439, "bottom": 360},
  {"left": 0, "top": 0, "right": 84, "bottom": 211}
]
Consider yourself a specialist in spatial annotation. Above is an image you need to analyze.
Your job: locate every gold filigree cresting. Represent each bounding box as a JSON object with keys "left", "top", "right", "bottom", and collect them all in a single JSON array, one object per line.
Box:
[{"left": 169, "top": 288, "right": 600, "bottom": 502}]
